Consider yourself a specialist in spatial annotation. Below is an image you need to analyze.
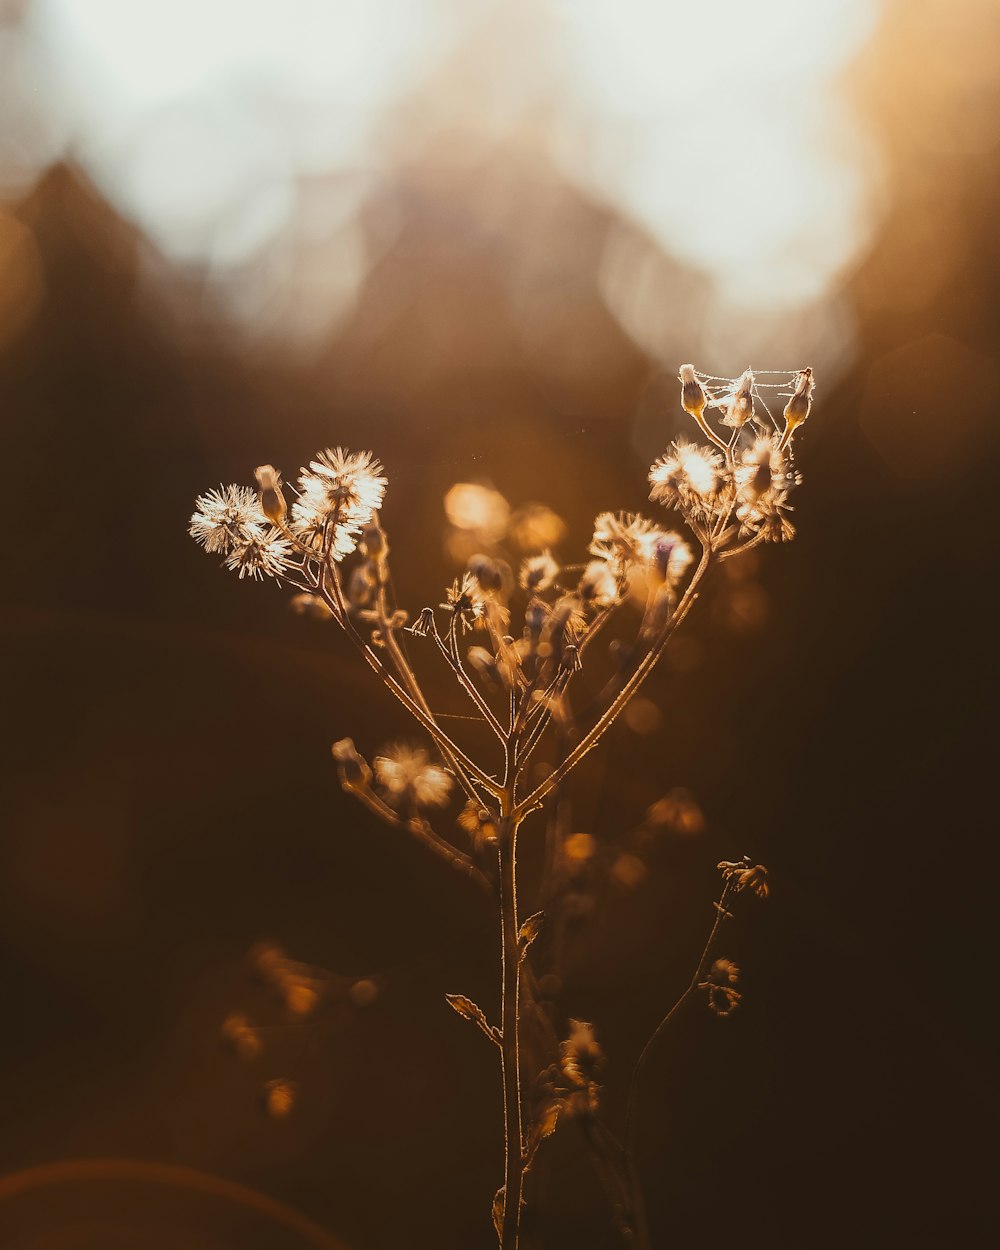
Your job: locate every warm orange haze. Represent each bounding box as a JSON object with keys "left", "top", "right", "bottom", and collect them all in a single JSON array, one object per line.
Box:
[{"left": 0, "top": 0, "right": 996, "bottom": 1247}]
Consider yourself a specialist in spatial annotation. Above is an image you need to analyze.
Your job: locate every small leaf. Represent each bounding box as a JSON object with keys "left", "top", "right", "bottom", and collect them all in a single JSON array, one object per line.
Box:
[
  {"left": 446, "top": 992, "right": 500, "bottom": 1045},
  {"left": 523, "top": 1097, "right": 563, "bottom": 1171},
  {"left": 492, "top": 1186, "right": 505, "bottom": 1243},
  {"left": 446, "top": 993, "right": 487, "bottom": 1027},
  {"left": 518, "top": 910, "right": 545, "bottom": 955},
  {"left": 536, "top": 1098, "right": 561, "bottom": 1141}
]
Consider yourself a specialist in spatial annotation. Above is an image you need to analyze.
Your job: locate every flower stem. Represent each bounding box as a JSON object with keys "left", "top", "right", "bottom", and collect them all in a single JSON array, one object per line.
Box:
[
  {"left": 498, "top": 811, "right": 524, "bottom": 1249},
  {"left": 623, "top": 882, "right": 735, "bottom": 1147}
]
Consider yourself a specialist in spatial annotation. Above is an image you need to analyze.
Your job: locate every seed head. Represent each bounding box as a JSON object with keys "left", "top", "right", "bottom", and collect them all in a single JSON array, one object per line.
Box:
[
  {"left": 441, "top": 572, "right": 485, "bottom": 632},
  {"left": 519, "top": 551, "right": 559, "bottom": 593},
  {"left": 407, "top": 607, "right": 436, "bottom": 638},
  {"left": 578, "top": 560, "right": 618, "bottom": 608},
  {"left": 291, "top": 447, "right": 386, "bottom": 560},
  {"left": 722, "top": 369, "right": 755, "bottom": 428},
  {"left": 678, "top": 363, "right": 708, "bottom": 420},
  {"left": 374, "top": 743, "right": 453, "bottom": 809},
  {"left": 190, "top": 484, "right": 267, "bottom": 555}
]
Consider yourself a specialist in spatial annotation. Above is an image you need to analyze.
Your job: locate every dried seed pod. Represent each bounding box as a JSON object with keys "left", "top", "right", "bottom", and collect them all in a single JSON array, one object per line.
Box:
[
  {"left": 407, "top": 607, "right": 436, "bottom": 637},
  {"left": 782, "top": 367, "right": 814, "bottom": 443},
  {"left": 254, "top": 464, "right": 287, "bottom": 524},
  {"left": 724, "top": 369, "right": 755, "bottom": 427},
  {"left": 678, "top": 363, "right": 708, "bottom": 420}
]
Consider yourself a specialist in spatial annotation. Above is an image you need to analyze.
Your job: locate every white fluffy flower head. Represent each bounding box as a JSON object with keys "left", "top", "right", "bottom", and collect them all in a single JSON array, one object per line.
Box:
[
  {"left": 292, "top": 448, "right": 387, "bottom": 560},
  {"left": 190, "top": 485, "right": 267, "bottom": 555}
]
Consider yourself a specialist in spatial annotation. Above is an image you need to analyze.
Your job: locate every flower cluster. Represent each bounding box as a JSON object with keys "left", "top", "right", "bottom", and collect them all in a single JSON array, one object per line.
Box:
[
  {"left": 648, "top": 364, "right": 813, "bottom": 547},
  {"left": 189, "top": 485, "right": 293, "bottom": 580},
  {"left": 332, "top": 738, "right": 453, "bottom": 812},
  {"left": 718, "top": 857, "right": 770, "bottom": 899},
  {"left": 291, "top": 447, "right": 387, "bottom": 558},
  {"left": 189, "top": 361, "right": 813, "bottom": 1248},
  {"left": 190, "top": 448, "right": 386, "bottom": 581}
]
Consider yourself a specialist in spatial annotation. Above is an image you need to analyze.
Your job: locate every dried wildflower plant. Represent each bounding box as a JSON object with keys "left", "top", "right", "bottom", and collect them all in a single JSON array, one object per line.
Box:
[{"left": 189, "top": 364, "right": 815, "bottom": 1248}]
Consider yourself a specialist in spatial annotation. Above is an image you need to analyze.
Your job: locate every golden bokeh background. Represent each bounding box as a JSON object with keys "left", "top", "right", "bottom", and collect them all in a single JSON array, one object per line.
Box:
[{"left": 1, "top": 0, "right": 997, "bottom": 1246}]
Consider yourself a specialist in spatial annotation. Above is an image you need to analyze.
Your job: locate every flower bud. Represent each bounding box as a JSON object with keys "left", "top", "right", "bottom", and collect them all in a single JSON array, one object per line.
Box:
[
  {"left": 726, "top": 369, "right": 755, "bottom": 427},
  {"left": 782, "top": 367, "right": 814, "bottom": 441},
  {"left": 331, "top": 738, "right": 371, "bottom": 791},
  {"left": 254, "top": 464, "right": 286, "bottom": 524},
  {"left": 678, "top": 363, "right": 707, "bottom": 421}
]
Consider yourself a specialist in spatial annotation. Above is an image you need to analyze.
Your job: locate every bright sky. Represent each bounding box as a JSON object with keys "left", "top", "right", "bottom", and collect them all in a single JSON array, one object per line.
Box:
[{"left": 19, "top": 0, "right": 883, "bottom": 345}]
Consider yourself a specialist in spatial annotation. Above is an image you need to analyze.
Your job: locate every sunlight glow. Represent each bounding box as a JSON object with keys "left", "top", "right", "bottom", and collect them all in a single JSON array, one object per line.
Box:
[
  {"left": 19, "top": 0, "right": 883, "bottom": 346},
  {"left": 553, "top": 0, "right": 883, "bottom": 306}
]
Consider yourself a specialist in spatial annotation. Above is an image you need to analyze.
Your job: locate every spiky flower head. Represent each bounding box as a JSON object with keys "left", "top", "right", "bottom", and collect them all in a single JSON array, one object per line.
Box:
[
  {"left": 190, "top": 485, "right": 292, "bottom": 580},
  {"left": 649, "top": 441, "right": 726, "bottom": 519},
  {"left": 519, "top": 551, "right": 560, "bottom": 593},
  {"left": 577, "top": 560, "right": 618, "bottom": 608},
  {"left": 735, "top": 436, "right": 798, "bottom": 542},
  {"left": 190, "top": 485, "right": 267, "bottom": 555},
  {"left": 374, "top": 743, "right": 453, "bottom": 809},
  {"left": 291, "top": 448, "right": 386, "bottom": 560},
  {"left": 441, "top": 572, "right": 485, "bottom": 632},
  {"left": 651, "top": 531, "right": 694, "bottom": 584},
  {"left": 590, "top": 512, "right": 671, "bottom": 575},
  {"left": 224, "top": 531, "right": 294, "bottom": 580}
]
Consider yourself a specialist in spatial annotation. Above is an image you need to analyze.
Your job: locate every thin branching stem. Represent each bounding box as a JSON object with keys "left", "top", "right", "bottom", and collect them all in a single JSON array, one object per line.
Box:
[
  {"left": 718, "top": 530, "right": 768, "bottom": 562},
  {"left": 515, "top": 669, "right": 571, "bottom": 779},
  {"left": 436, "top": 616, "right": 507, "bottom": 742},
  {"left": 497, "top": 809, "right": 525, "bottom": 1250},
  {"left": 312, "top": 569, "right": 500, "bottom": 800},
  {"left": 514, "top": 547, "right": 711, "bottom": 818},
  {"left": 623, "top": 882, "right": 737, "bottom": 1147}
]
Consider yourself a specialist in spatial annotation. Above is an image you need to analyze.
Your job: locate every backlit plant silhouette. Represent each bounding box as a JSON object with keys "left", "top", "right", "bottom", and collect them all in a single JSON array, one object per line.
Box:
[{"left": 189, "top": 364, "right": 815, "bottom": 1248}]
